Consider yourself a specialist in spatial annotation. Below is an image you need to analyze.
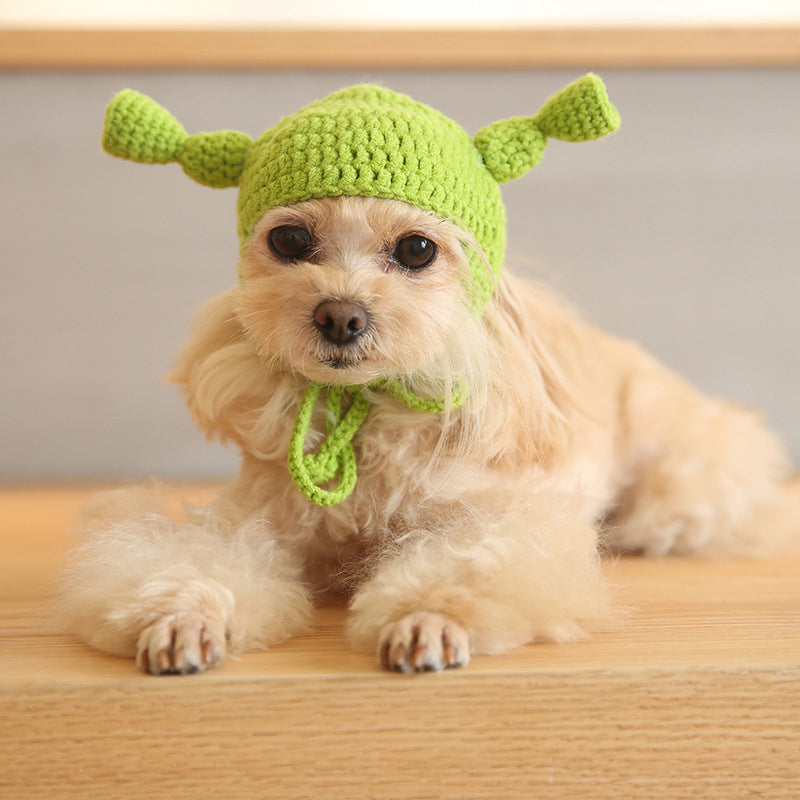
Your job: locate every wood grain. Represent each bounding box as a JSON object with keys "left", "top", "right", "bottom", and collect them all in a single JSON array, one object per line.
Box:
[
  {"left": 1, "top": 26, "right": 799, "bottom": 70},
  {"left": 1, "top": 485, "right": 799, "bottom": 799}
]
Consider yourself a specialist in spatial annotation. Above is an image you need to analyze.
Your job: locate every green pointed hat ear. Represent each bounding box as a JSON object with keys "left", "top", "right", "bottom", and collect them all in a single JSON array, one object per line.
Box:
[
  {"left": 474, "top": 73, "right": 620, "bottom": 183},
  {"left": 102, "top": 89, "right": 252, "bottom": 188}
]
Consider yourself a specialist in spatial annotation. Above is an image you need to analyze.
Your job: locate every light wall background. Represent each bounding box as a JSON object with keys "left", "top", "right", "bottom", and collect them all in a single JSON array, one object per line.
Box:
[
  {"left": 4, "top": 0, "right": 798, "bottom": 26},
  {"left": 1, "top": 69, "right": 798, "bottom": 481}
]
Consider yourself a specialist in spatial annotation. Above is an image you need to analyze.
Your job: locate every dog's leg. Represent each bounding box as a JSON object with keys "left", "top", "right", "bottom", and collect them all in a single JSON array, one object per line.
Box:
[
  {"left": 58, "top": 486, "right": 313, "bottom": 674},
  {"left": 605, "top": 368, "right": 798, "bottom": 557},
  {"left": 348, "top": 490, "right": 611, "bottom": 672}
]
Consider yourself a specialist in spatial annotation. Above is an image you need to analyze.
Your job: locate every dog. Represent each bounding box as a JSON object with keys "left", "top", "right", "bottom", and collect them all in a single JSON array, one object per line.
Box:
[{"left": 60, "top": 77, "right": 799, "bottom": 675}]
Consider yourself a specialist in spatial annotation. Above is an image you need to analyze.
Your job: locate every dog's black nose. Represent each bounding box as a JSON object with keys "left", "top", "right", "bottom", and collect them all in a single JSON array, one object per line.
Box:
[{"left": 313, "top": 300, "right": 369, "bottom": 345}]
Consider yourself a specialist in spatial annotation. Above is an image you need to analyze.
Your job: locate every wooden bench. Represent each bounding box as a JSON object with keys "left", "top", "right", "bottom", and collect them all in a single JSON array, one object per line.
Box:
[{"left": 2, "top": 485, "right": 798, "bottom": 799}]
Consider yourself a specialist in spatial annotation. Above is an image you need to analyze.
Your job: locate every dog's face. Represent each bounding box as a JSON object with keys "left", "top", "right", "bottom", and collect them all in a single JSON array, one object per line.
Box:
[{"left": 234, "top": 196, "right": 477, "bottom": 386}]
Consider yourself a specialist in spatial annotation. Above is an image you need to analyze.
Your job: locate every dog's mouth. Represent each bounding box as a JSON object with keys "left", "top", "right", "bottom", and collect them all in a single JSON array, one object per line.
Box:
[
  {"left": 322, "top": 351, "right": 366, "bottom": 371},
  {"left": 308, "top": 338, "right": 380, "bottom": 382}
]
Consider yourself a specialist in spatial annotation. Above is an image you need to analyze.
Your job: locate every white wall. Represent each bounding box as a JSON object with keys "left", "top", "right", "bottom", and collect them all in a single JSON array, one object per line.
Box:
[
  {"left": 2, "top": 0, "right": 799, "bottom": 26},
  {"left": 1, "top": 69, "right": 798, "bottom": 480}
]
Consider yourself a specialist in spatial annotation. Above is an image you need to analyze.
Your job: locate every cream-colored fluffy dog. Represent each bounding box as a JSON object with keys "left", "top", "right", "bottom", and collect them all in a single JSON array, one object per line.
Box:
[
  {"left": 61, "top": 80, "right": 798, "bottom": 675},
  {"left": 61, "top": 193, "right": 798, "bottom": 674}
]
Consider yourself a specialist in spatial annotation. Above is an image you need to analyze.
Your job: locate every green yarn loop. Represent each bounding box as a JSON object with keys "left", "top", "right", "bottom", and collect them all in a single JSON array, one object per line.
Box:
[
  {"left": 288, "top": 381, "right": 465, "bottom": 506},
  {"left": 287, "top": 384, "right": 371, "bottom": 507},
  {"left": 379, "top": 380, "right": 466, "bottom": 414}
]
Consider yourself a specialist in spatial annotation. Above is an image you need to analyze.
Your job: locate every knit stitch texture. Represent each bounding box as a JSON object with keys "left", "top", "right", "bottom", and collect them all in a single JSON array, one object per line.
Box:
[{"left": 102, "top": 74, "right": 619, "bottom": 311}]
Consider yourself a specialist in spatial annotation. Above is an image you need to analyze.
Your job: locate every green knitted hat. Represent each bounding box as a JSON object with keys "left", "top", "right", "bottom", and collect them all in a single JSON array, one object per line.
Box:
[
  {"left": 102, "top": 76, "right": 620, "bottom": 506},
  {"left": 103, "top": 75, "right": 619, "bottom": 309}
]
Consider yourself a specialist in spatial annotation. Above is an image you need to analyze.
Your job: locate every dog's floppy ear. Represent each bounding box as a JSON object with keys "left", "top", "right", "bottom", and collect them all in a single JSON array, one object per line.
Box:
[
  {"left": 102, "top": 89, "right": 252, "bottom": 188},
  {"left": 473, "top": 74, "right": 620, "bottom": 183}
]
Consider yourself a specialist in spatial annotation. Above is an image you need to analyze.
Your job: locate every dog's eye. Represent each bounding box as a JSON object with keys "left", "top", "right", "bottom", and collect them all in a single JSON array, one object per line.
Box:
[
  {"left": 268, "top": 225, "right": 313, "bottom": 260},
  {"left": 393, "top": 235, "right": 437, "bottom": 270}
]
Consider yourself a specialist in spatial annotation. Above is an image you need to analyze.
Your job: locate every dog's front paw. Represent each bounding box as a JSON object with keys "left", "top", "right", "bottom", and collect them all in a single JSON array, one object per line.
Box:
[
  {"left": 379, "top": 612, "right": 470, "bottom": 674},
  {"left": 136, "top": 612, "right": 226, "bottom": 675}
]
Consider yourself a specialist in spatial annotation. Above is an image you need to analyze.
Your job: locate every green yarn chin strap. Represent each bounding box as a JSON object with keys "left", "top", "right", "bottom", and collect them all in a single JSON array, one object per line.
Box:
[
  {"left": 287, "top": 384, "right": 370, "bottom": 508},
  {"left": 288, "top": 382, "right": 464, "bottom": 507}
]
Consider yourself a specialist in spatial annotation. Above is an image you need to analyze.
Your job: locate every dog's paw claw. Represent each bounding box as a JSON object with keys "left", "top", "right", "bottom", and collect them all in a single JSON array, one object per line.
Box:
[
  {"left": 136, "top": 612, "right": 226, "bottom": 675},
  {"left": 379, "top": 612, "right": 470, "bottom": 674}
]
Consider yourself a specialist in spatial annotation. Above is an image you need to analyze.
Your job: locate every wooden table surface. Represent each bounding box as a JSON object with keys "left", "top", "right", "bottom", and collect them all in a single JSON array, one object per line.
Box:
[{"left": 1, "top": 485, "right": 798, "bottom": 799}]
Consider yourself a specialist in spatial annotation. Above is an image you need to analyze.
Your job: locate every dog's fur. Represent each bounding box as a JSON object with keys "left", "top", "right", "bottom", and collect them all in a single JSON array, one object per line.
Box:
[{"left": 60, "top": 196, "right": 800, "bottom": 674}]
